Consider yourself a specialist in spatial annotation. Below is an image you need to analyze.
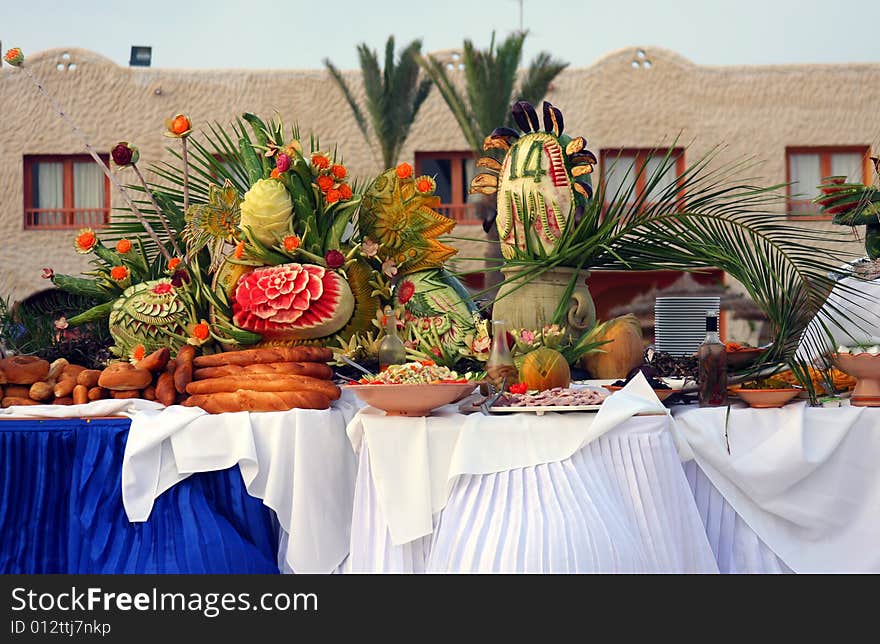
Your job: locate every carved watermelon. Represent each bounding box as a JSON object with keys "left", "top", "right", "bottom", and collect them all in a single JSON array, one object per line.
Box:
[{"left": 231, "top": 263, "right": 354, "bottom": 340}]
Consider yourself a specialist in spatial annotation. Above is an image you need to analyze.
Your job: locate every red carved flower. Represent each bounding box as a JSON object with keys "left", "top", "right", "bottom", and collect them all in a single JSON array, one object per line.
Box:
[
  {"left": 397, "top": 279, "right": 415, "bottom": 304},
  {"left": 152, "top": 281, "right": 174, "bottom": 295}
]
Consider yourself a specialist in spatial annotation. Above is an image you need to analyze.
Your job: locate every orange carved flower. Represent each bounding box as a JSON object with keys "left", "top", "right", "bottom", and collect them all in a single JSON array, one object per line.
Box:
[
  {"left": 234, "top": 240, "right": 245, "bottom": 259},
  {"left": 396, "top": 163, "right": 413, "bottom": 179},
  {"left": 192, "top": 321, "right": 210, "bottom": 341},
  {"left": 4, "top": 47, "right": 24, "bottom": 67},
  {"left": 270, "top": 167, "right": 284, "bottom": 179},
  {"left": 311, "top": 154, "right": 330, "bottom": 170},
  {"left": 167, "top": 258, "right": 181, "bottom": 271},
  {"left": 132, "top": 345, "right": 146, "bottom": 362},
  {"left": 325, "top": 188, "right": 342, "bottom": 204},
  {"left": 164, "top": 113, "right": 193, "bottom": 138},
  {"left": 331, "top": 164, "right": 347, "bottom": 179},
  {"left": 339, "top": 183, "right": 353, "bottom": 200},
  {"left": 316, "top": 175, "right": 334, "bottom": 192},
  {"left": 110, "top": 266, "right": 129, "bottom": 281},
  {"left": 283, "top": 235, "right": 301, "bottom": 251},
  {"left": 74, "top": 228, "right": 98, "bottom": 254},
  {"left": 116, "top": 238, "right": 132, "bottom": 254},
  {"left": 415, "top": 176, "right": 436, "bottom": 194}
]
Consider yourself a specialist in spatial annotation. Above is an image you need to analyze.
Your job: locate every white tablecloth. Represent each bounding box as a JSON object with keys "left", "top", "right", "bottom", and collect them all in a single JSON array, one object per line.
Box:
[
  {"left": 122, "top": 400, "right": 358, "bottom": 574},
  {"left": 673, "top": 402, "right": 880, "bottom": 573},
  {"left": 346, "top": 375, "right": 718, "bottom": 573}
]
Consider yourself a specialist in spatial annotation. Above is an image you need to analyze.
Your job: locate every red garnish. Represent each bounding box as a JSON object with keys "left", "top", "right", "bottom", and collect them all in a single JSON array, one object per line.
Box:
[{"left": 508, "top": 383, "right": 528, "bottom": 394}]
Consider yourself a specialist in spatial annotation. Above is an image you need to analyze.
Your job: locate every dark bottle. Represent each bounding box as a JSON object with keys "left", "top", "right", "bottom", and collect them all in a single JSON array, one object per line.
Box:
[{"left": 698, "top": 310, "right": 728, "bottom": 407}]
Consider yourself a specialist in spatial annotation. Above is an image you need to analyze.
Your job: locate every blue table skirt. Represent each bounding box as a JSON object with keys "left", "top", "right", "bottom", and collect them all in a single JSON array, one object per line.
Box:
[{"left": 0, "top": 417, "right": 280, "bottom": 574}]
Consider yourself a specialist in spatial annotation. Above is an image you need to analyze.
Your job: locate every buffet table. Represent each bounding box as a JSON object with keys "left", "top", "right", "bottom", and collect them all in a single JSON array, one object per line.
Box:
[
  {"left": 0, "top": 416, "right": 278, "bottom": 574},
  {"left": 345, "top": 376, "right": 718, "bottom": 573}
]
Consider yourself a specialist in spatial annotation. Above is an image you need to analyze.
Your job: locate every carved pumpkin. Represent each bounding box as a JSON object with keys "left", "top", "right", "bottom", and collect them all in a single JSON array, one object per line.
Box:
[
  {"left": 520, "top": 347, "right": 571, "bottom": 391},
  {"left": 580, "top": 314, "right": 644, "bottom": 379}
]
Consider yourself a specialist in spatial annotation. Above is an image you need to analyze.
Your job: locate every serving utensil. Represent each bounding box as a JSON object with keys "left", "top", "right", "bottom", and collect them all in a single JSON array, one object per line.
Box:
[
  {"left": 338, "top": 355, "right": 375, "bottom": 379},
  {"left": 480, "top": 376, "right": 507, "bottom": 415}
]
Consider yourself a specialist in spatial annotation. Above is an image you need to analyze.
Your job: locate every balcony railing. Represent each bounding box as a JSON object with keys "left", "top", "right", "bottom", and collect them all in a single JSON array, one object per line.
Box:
[
  {"left": 436, "top": 203, "right": 483, "bottom": 225},
  {"left": 787, "top": 199, "right": 829, "bottom": 219},
  {"left": 25, "top": 208, "right": 109, "bottom": 230}
]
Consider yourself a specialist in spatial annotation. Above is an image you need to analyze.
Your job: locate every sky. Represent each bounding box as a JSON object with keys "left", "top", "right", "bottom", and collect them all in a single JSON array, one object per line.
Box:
[{"left": 3, "top": 0, "right": 880, "bottom": 70}]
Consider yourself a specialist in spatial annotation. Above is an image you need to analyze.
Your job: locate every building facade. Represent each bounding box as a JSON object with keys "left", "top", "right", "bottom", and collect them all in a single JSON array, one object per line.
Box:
[{"left": 2, "top": 46, "right": 878, "bottom": 339}]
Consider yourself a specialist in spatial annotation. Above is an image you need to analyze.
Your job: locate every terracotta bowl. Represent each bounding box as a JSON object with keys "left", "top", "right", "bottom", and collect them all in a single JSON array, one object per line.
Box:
[
  {"left": 728, "top": 387, "right": 799, "bottom": 408},
  {"left": 831, "top": 353, "right": 880, "bottom": 407},
  {"left": 345, "top": 382, "right": 478, "bottom": 416},
  {"left": 605, "top": 385, "right": 675, "bottom": 402},
  {"left": 725, "top": 347, "right": 767, "bottom": 371}
]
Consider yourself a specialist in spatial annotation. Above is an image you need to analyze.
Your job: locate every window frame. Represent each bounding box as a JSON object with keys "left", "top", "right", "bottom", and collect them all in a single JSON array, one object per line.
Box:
[
  {"left": 599, "top": 148, "right": 687, "bottom": 214},
  {"left": 786, "top": 146, "right": 872, "bottom": 220},
  {"left": 23, "top": 154, "right": 111, "bottom": 230},
  {"left": 414, "top": 150, "right": 482, "bottom": 225}
]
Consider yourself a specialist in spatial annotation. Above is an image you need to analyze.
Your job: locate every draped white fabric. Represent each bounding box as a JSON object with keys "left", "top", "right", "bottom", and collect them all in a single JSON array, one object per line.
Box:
[
  {"left": 348, "top": 415, "right": 718, "bottom": 573},
  {"left": 73, "top": 161, "right": 105, "bottom": 225},
  {"left": 346, "top": 373, "right": 669, "bottom": 546},
  {"left": 672, "top": 403, "right": 880, "bottom": 573},
  {"left": 123, "top": 401, "right": 358, "bottom": 573},
  {"left": 683, "top": 461, "right": 791, "bottom": 574}
]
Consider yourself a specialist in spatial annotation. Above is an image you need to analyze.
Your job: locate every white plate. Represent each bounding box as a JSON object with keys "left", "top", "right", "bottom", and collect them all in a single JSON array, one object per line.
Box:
[{"left": 488, "top": 404, "right": 603, "bottom": 416}]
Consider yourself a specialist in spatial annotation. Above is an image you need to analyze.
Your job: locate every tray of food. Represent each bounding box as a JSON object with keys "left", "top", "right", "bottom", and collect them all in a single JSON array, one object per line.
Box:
[{"left": 468, "top": 386, "right": 610, "bottom": 416}]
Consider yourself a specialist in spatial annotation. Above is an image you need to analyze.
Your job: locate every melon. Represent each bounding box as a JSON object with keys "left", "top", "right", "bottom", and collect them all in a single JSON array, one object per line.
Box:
[
  {"left": 580, "top": 314, "right": 644, "bottom": 379},
  {"left": 520, "top": 347, "right": 571, "bottom": 391}
]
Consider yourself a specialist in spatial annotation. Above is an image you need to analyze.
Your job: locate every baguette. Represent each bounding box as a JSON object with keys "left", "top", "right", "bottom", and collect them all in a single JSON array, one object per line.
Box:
[
  {"left": 174, "top": 345, "right": 195, "bottom": 394},
  {"left": 111, "top": 390, "right": 141, "bottom": 400},
  {"left": 76, "top": 369, "right": 102, "bottom": 388},
  {"left": 183, "top": 389, "right": 330, "bottom": 413},
  {"left": 87, "top": 386, "right": 108, "bottom": 401},
  {"left": 137, "top": 347, "right": 170, "bottom": 373},
  {"left": 193, "top": 361, "right": 333, "bottom": 381},
  {"left": 193, "top": 346, "right": 333, "bottom": 368},
  {"left": 2, "top": 396, "right": 40, "bottom": 407},
  {"left": 53, "top": 376, "right": 77, "bottom": 398},
  {"left": 186, "top": 374, "right": 340, "bottom": 400}
]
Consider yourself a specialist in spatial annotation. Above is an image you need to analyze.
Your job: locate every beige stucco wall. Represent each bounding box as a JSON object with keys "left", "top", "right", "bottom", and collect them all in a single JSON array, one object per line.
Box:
[{"left": 1, "top": 46, "right": 877, "bottom": 314}]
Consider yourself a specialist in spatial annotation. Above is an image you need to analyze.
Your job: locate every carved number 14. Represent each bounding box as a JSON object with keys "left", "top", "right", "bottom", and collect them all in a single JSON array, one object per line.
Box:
[{"left": 509, "top": 141, "right": 546, "bottom": 182}]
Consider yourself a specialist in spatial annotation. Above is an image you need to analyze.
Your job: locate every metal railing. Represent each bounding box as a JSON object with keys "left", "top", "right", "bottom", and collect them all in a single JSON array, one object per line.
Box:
[{"left": 24, "top": 208, "right": 109, "bottom": 230}]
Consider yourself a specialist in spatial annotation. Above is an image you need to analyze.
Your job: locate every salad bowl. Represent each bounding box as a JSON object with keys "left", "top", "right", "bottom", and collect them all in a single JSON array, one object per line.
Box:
[{"left": 346, "top": 382, "right": 478, "bottom": 416}]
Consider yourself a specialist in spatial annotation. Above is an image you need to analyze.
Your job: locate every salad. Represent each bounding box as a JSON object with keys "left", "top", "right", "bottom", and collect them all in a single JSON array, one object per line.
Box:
[{"left": 357, "top": 360, "right": 474, "bottom": 385}]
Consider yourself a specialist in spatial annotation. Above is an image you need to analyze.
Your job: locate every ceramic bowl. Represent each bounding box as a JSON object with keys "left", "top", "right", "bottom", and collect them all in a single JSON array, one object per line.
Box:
[
  {"left": 725, "top": 347, "right": 767, "bottom": 371},
  {"left": 605, "top": 385, "right": 676, "bottom": 402},
  {"left": 728, "top": 387, "right": 799, "bottom": 408},
  {"left": 345, "top": 382, "right": 478, "bottom": 416},
  {"left": 831, "top": 353, "right": 880, "bottom": 407}
]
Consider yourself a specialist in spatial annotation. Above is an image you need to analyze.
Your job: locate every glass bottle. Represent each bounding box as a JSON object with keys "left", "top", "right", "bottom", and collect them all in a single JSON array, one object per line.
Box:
[
  {"left": 698, "top": 310, "right": 728, "bottom": 407},
  {"left": 378, "top": 307, "right": 407, "bottom": 371},
  {"left": 486, "top": 320, "right": 518, "bottom": 391}
]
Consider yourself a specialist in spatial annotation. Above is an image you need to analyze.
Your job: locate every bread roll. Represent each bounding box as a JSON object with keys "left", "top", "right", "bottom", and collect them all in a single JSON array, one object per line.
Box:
[
  {"left": 53, "top": 376, "right": 77, "bottom": 398},
  {"left": 62, "top": 364, "right": 87, "bottom": 379},
  {"left": 193, "top": 346, "right": 333, "bottom": 368},
  {"left": 183, "top": 389, "right": 330, "bottom": 413},
  {"left": 137, "top": 347, "right": 171, "bottom": 373},
  {"left": 174, "top": 345, "right": 195, "bottom": 394},
  {"left": 0, "top": 356, "right": 50, "bottom": 384},
  {"left": 87, "top": 386, "right": 108, "bottom": 401},
  {"left": 193, "top": 361, "right": 334, "bottom": 381},
  {"left": 72, "top": 384, "right": 89, "bottom": 405},
  {"left": 98, "top": 362, "right": 152, "bottom": 391},
  {"left": 186, "top": 373, "right": 340, "bottom": 400},
  {"left": 28, "top": 381, "right": 54, "bottom": 402},
  {"left": 53, "top": 396, "right": 73, "bottom": 406},
  {"left": 4, "top": 385, "right": 30, "bottom": 398},
  {"left": 76, "top": 369, "right": 102, "bottom": 388},
  {"left": 156, "top": 372, "right": 176, "bottom": 407},
  {"left": 142, "top": 385, "right": 157, "bottom": 401}
]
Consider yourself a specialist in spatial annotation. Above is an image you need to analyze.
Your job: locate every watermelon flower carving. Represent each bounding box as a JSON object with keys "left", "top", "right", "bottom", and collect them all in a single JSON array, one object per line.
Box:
[{"left": 232, "top": 263, "right": 354, "bottom": 340}]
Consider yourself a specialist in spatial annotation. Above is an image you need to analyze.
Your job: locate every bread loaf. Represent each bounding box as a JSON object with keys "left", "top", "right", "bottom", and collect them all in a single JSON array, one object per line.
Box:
[
  {"left": 142, "top": 385, "right": 157, "bottom": 401},
  {"left": 174, "top": 345, "right": 195, "bottom": 394},
  {"left": 4, "top": 385, "right": 30, "bottom": 398},
  {"left": 98, "top": 362, "right": 152, "bottom": 391},
  {"left": 62, "top": 364, "right": 87, "bottom": 379},
  {"left": 193, "top": 346, "right": 333, "bottom": 368},
  {"left": 53, "top": 376, "right": 77, "bottom": 398},
  {"left": 193, "top": 361, "right": 334, "bottom": 381},
  {"left": 186, "top": 373, "right": 340, "bottom": 400},
  {"left": 111, "top": 390, "right": 141, "bottom": 399},
  {"left": 137, "top": 347, "right": 171, "bottom": 373},
  {"left": 183, "top": 389, "right": 331, "bottom": 413},
  {"left": 0, "top": 356, "right": 50, "bottom": 384},
  {"left": 28, "top": 381, "right": 54, "bottom": 402},
  {"left": 53, "top": 396, "right": 73, "bottom": 406},
  {"left": 3, "top": 396, "right": 40, "bottom": 407}
]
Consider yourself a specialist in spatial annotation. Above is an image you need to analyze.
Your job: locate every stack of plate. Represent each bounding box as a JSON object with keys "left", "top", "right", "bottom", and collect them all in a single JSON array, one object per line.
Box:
[{"left": 654, "top": 296, "right": 721, "bottom": 356}]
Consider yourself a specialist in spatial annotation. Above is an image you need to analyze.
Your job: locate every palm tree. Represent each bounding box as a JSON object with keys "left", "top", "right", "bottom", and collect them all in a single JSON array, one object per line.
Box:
[
  {"left": 324, "top": 37, "right": 433, "bottom": 170},
  {"left": 418, "top": 31, "right": 568, "bottom": 156}
]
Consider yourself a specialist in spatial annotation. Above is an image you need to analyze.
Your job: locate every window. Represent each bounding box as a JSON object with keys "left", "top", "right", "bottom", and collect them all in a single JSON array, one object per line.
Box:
[
  {"left": 414, "top": 151, "right": 482, "bottom": 224},
  {"left": 600, "top": 149, "right": 686, "bottom": 210},
  {"left": 786, "top": 147, "right": 871, "bottom": 218},
  {"left": 24, "top": 155, "right": 110, "bottom": 229}
]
